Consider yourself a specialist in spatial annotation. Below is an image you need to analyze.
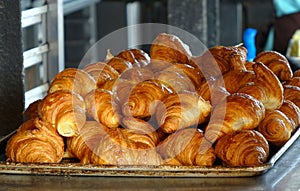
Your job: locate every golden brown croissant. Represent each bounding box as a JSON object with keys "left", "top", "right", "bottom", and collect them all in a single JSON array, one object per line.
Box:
[
  {"left": 48, "top": 68, "right": 96, "bottom": 97},
  {"left": 237, "top": 62, "right": 284, "bottom": 110},
  {"left": 278, "top": 100, "right": 300, "bottom": 132},
  {"left": 90, "top": 127, "right": 163, "bottom": 165},
  {"left": 283, "top": 85, "right": 300, "bottom": 108},
  {"left": 117, "top": 48, "right": 150, "bottom": 67},
  {"left": 215, "top": 130, "right": 269, "bottom": 166},
  {"left": 83, "top": 62, "right": 119, "bottom": 88},
  {"left": 254, "top": 51, "right": 293, "bottom": 81},
  {"left": 195, "top": 45, "right": 247, "bottom": 78},
  {"left": 84, "top": 88, "right": 121, "bottom": 129},
  {"left": 155, "top": 70, "right": 196, "bottom": 93},
  {"left": 204, "top": 93, "right": 265, "bottom": 144},
  {"left": 122, "top": 79, "right": 174, "bottom": 119},
  {"left": 121, "top": 116, "right": 160, "bottom": 147},
  {"left": 156, "top": 92, "right": 212, "bottom": 134},
  {"left": 118, "top": 67, "right": 154, "bottom": 83},
  {"left": 150, "top": 33, "right": 192, "bottom": 64},
  {"left": 100, "top": 64, "right": 153, "bottom": 92},
  {"left": 157, "top": 128, "right": 216, "bottom": 166},
  {"left": 245, "top": 61, "right": 255, "bottom": 71},
  {"left": 197, "top": 84, "right": 230, "bottom": 106},
  {"left": 38, "top": 90, "right": 86, "bottom": 137},
  {"left": 160, "top": 63, "right": 204, "bottom": 89},
  {"left": 284, "top": 77, "right": 300, "bottom": 88},
  {"left": 66, "top": 120, "right": 108, "bottom": 164},
  {"left": 197, "top": 69, "right": 254, "bottom": 104},
  {"left": 6, "top": 118, "right": 64, "bottom": 163},
  {"left": 106, "top": 57, "right": 133, "bottom": 74},
  {"left": 257, "top": 110, "right": 293, "bottom": 147}
]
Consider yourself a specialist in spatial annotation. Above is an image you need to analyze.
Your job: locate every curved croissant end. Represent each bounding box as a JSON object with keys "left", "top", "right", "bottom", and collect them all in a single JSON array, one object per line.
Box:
[
  {"left": 157, "top": 128, "right": 216, "bottom": 166},
  {"left": 150, "top": 33, "right": 192, "bottom": 64},
  {"left": 156, "top": 92, "right": 212, "bottom": 134},
  {"left": 122, "top": 79, "right": 174, "bottom": 119},
  {"left": 38, "top": 90, "right": 86, "bottom": 137},
  {"left": 254, "top": 51, "right": 293, "bottom": 81},
  {"left": 257, "top": 110, "right": 293, "bottom": 147},
  {"left": 106, "top": 57, "right": 133, "bottom": 74},
  {"left": 237, "top": 62, "right": 284, "bottom": 110},
  {"left": 66, "top": 121, "right": 108, "bottom": 164},
  {"left": 215, "top": 130, "right": 269, "bottom": 166},
  {"left": 83, "top": 62, "right": 119, "bottom": 88},
  {"left": 48, "top": 68, "right": 96, "bottom": 97},
  {"left": 6, "top": 118, "right": 64, "bottom": 163},
  {"left": 278, "top": 100, "right": 300, "bottom": 132},
  {"left": 117, "top": 48, "right": 150, "bottom": 67},
  {"left": 121, "top": 116, "right": 160, "bottom": 147},
  {"left": 204, "top": 93, "right": 265, "bottom": 144},
  {"left": 84, "top": 88, "right": 121, "bottom": 129}
]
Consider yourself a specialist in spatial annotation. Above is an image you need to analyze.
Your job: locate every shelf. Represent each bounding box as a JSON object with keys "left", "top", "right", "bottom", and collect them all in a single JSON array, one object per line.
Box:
[
  {"left": 23, "top": 44, "right": 49, "bottom": 69},
  {"left": 21, "top": 5, "right": 48, "bottom": 28}
]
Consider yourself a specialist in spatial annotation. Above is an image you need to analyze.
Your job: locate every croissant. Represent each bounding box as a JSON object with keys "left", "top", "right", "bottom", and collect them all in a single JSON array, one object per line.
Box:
[
  {"left": 253, "top": 51, "right": 293, "bottom": 81},
  {"left": 122, "top": 79, "right": 174, "bottom": 119},
  {"left": 106, "top": 57, "right": 133, "bottom": 74},
  {"left": 257, "top": 110, "right": 293, "bottom": 147},
  {"left": 48, "top": 68, "right": 96, "bottom": 97},
  {"left": 245, "top": 61, "right": 255, "bottom": 71},
  {"left": 237, "top": 62, "right": 284, "bottom": 110},
  {"left": 156, "top": 92, "right": 212, "bottom": 134},
  {"left": 205, "top": 93, "right": 265, "bottom": 144},
  {"left": 83, "top": 62, "right": 119, "bottom": 88},
  {"left": 221, "top": 69, "right": 255, "bottom": 93},
  {"left": 161, "top": 63, "right": 204, "bottom": 89},
  {"left": 117, "top": 48, "right": 150, "bottom": 67},
  {"left": 155, "top": 70, "right": 196, "bottom": 93},
  {"left": 196, "top": 45, "right": 247, "bottom": 78},
  {"left": 118, "top": 67, "right": 154, "bottom": 83},
  {"left": 66, "top": 120, "right": 108, "bottom": 164},
  {"left": 121, "top": 116, "right": 160, "bottom": 147},
  {"left": 150, "top": 33, "right": 192, "bottom": 64},
  {"left": 278, "top": 100, "right": 300, "bottom": 132},
  {"left": 38, "top": 90, "right": 86, "bottom": 137},
  {"left": 215, "top": 130, "right": 269, "bottom": 166},
  {"left": 283, "top": 85, "right": 300, "bottom": 108},
  {"left": 84, "top": 88, "right": 121, "bottom": 129},
  {"left": 157, "top": 128, "right": 216, "bottom": 166},
  {"left": 196, "top": 83, "right": 230, "bottom": 106},
  {"left": 107, "top": 67, "right": 154, "bottom": 100},
  {"left": 6, "top": 118, "right": 64, "bottom": 163},
  {"left": 209, "top": 45, "right": 247, "bottom": 71},
  {"left": 90, "top": 127, "right": 163, "bottom": 165},
  {"left": 284, "top": 77, "right": 300, "bottom": 88},
  {"left": 197, "top": 70, "right": 254, "bottom": 104}
]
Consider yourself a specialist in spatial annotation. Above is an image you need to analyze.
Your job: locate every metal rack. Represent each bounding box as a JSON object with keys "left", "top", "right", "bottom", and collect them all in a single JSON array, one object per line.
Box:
[
  {"left": 21, "top": 0, "right": 64, "bottom": 108},
  {"left": 21, "top": 0, "right": 100, "bottom": 108}
]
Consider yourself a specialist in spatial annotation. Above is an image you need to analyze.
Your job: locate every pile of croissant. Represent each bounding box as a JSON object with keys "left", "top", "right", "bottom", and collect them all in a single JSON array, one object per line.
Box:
[{"left": 6, "top": 33, "right": 300, "bottom": 167}]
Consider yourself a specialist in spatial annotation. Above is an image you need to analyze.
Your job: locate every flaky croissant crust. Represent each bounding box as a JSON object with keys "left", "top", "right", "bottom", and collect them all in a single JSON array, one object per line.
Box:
[
  {"left": 215, "top": 130, "right": 269, "bottom": 166},
  {"left": 6, "top": 118, "right": 64, "bottom": 163}
]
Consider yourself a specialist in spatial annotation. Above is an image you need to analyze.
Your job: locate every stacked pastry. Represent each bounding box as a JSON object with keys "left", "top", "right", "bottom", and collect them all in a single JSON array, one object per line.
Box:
[{"left": 6, "top": 33, "right": 300, "bottom": 167}]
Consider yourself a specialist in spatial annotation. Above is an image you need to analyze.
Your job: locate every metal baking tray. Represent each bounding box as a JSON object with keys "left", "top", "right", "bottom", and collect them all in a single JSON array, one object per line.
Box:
[{"left": 0, "top": 127, "right": 299, "bottom": 177}]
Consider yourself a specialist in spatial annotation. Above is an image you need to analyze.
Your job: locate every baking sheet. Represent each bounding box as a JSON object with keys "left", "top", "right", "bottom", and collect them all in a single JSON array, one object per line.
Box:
[{"left": 0, "top": 127, "right": 299, "bottom": 177}]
